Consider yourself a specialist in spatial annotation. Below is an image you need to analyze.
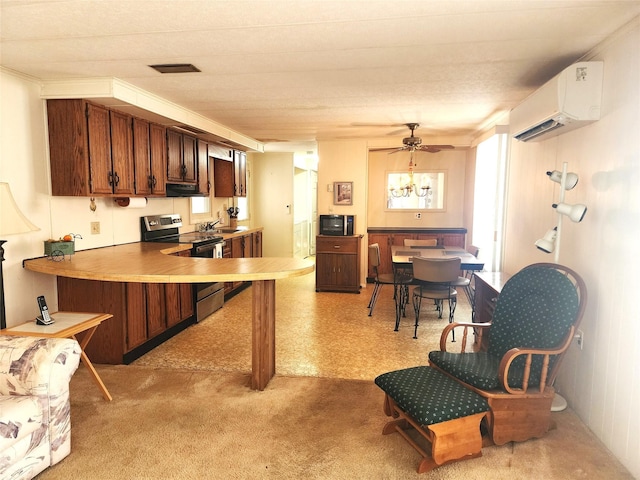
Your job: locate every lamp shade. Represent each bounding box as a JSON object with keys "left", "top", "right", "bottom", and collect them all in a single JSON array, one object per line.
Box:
[
  {"left": 547, "top": 170, "right": 579, "bottom": 190},
  {"left": 0, "top": 182, "right": 40, "bottom": 236},
  {"left": 553, "top": 202, "right": 588, "bottom": 223},
  {"left": 535, "top": 227, "right": 557, "bottom": 253}
]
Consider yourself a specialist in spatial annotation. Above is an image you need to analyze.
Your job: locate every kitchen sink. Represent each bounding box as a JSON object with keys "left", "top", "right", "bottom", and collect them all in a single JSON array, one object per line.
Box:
[{"left": 215, "top": 228, "right": 241, "bottom": 233}]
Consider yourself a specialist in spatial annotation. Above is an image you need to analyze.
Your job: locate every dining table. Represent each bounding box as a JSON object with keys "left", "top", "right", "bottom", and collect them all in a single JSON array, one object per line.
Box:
[{"left": 391, "top": 245, "right": 485, "bottom": 330}]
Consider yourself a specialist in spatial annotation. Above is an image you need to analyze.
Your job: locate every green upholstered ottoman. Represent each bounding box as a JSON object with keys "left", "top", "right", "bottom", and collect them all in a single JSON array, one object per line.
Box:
[{"left": 375, "top": 366, "right": 489, "bottom": 473}]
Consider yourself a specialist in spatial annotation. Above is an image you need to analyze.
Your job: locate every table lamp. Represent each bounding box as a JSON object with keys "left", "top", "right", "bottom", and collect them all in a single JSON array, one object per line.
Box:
[{"left": 0, "top": 182, "right": 40, "bottom": 329}]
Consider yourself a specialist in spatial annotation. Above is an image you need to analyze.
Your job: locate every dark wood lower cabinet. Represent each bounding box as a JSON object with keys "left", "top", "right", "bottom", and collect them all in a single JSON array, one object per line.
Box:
[
  {"left": 315, "top": 235, "right": 361, "bottom": 293},
  {"left": 57, "top": 276, "right": 194, "bottom": 364},
  {"left": 223, "top": 232, "right": 263, "bottom": 298}
]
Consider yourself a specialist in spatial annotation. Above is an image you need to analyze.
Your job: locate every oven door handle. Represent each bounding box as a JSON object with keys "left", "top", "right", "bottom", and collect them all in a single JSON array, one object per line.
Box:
[{"left": 194, "top": 244, "right": 215, "bottom": 255}]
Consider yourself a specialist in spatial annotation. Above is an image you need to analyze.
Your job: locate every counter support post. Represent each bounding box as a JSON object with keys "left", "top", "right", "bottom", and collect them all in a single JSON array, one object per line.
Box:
[{"left": 251, "top": 279, "right": 276, "bottom": 390}]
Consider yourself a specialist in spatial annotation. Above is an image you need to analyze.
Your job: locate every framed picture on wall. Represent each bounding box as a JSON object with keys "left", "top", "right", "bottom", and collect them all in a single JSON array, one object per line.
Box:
[{"left": 334, "top": 181, "right": 353, "bottom": 205}]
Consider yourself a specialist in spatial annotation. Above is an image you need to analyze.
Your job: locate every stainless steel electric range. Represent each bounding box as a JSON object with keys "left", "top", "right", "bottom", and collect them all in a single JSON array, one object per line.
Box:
[{"left": 140, "top": 214, "right": 225, "bottom": 322}]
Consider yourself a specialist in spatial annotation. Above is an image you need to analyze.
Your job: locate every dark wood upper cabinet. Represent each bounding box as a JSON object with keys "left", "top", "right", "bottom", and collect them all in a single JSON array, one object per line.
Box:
[
  {"left": 85, "top": 103, "right": 113, "bottom": 195},
  {"left": 167, "top": 129, "right": 197, "bottom": 184},
  {"left": 197, "top": 140, "right": 210, "bottom": 195},
  {"left": 214, "top": 149, "right": 246, "bottom": 197},
  {"left": 149, "top": 123, "right": 168, "bottom": 195},
  {"left": 214, "top": 157, "right": 234, "bottom": 197},
  {"left": 133, "top": 118, "right": 167, "bottom": 196},
  {"left": 48, "top": 99, "right": 153, "bottom": 197},
  {"left": 109, "top": 110, "right": 135, "bottom": 196}
]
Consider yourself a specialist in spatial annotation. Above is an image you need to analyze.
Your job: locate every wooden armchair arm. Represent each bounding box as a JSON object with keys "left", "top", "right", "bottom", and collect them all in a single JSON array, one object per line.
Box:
[
  {"left": 498, "top": 327, "right": 576, "bottom": 394},
  {"left": 439, "top": 321, "right": 491, "bottom": 352}
]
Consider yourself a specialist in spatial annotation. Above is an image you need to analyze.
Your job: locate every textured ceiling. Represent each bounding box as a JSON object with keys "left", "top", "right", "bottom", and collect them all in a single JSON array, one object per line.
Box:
[{"left": 1, "top": 0, "right": 639, "bottom": 151}]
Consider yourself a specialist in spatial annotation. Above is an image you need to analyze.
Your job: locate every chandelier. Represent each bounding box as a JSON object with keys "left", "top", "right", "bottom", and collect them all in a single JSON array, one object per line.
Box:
[{"left": 388, "top": 151, "right": 433, "bottom": 198}]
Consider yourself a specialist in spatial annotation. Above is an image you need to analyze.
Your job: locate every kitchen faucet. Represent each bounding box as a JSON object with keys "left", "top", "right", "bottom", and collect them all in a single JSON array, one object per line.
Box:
[{"left": 206, "top": 219, "right": 221, "bottom": 231}]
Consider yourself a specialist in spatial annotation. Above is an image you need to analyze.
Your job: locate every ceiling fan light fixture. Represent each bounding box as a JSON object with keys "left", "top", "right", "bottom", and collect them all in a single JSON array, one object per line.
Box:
[{"left": 149, "top": 63, "right": 201, "bottom": 74}]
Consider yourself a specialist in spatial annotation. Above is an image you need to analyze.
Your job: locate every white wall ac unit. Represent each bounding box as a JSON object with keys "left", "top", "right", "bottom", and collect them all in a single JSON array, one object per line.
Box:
[{"left": 511, "top": 61, "right": 603, "bottom": 142}]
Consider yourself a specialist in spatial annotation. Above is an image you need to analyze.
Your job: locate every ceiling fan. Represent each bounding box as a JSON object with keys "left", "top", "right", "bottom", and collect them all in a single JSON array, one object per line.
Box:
[{"left": 370, "top": 123, "right": 454, "bottom": 154}]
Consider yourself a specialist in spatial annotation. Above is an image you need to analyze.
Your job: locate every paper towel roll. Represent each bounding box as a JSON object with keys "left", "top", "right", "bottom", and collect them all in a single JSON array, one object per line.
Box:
[{"left": 114, "top": 197, "right": 148, "bottom": 208}]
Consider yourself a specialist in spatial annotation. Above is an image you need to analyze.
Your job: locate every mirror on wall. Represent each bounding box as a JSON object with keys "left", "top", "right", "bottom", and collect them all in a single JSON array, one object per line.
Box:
[{"left": 386, "top": 170, "right": 446, "bottom": 210}]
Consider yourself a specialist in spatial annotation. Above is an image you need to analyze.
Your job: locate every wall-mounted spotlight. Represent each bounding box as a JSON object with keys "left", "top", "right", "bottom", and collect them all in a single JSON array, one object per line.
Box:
[
  {"left": 547, "top": 170, "right": 579, "bottom": 190},
  {"left": 552, "top": 203, "right": 588, "bottom": 223},
  {"left": 535, "top": 227, "right": 557, "bottom": 253}
]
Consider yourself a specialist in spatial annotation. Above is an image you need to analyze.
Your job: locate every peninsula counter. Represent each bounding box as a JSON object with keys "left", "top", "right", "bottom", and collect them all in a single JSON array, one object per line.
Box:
[{"left": 23, "top": 242, "right": 315, "bottom": 390}]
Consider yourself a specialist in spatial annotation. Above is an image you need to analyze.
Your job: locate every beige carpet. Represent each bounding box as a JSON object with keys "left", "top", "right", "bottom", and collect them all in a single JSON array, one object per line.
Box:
[
  {"left": 38, "top": 366, "right": 632, "bottom": 479},
  {"left": 37, "top": 271, "right": 633, "bottom": 479}
]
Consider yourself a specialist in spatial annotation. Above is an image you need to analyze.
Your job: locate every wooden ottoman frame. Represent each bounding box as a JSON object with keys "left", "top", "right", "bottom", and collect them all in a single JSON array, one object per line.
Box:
[
  {"left": 375, "top": 366, "right": 489, "bottom": 474},
  {"left": 382, "top": 394, "right": 486, "bottom": 473}
]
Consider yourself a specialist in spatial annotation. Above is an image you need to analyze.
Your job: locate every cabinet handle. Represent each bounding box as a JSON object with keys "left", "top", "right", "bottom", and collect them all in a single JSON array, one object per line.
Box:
[
  {"left": 333, "top": 245, "right": 341, "bottom": 249},
  {"left": 152, "top": 175, "right": 157, "bottom": 187},
  {"left": 108, "top": 171, "right": 114, "bottom": 186},
  {"left": 114, "top": 172, "right": 120, "bottom": 186}
]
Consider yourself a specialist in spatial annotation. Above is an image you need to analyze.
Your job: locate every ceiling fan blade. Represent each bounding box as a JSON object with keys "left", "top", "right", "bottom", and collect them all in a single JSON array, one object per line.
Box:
[
  {"left": 417, "top": 144, "right": 455, "bottom": 153},
  {"left": 346, "top": 122, "right": 407, "bottom": 128},
  {"left": 369, "top": 146, "right": 406, "bottom": 154}
]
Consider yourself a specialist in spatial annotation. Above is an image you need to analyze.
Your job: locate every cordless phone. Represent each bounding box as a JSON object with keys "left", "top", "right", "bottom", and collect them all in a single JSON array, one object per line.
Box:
[{"left": 36, "top": 295, "right": 54, "bottom": 325}]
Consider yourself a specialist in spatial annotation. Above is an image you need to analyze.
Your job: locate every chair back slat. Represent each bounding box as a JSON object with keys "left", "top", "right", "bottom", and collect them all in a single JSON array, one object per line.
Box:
[
  {"left": 368, "top": 243, "right": 381, "bottom": 268},
  {"left": 412, "top": 257, "right": 461, "bottom": 283},
  {"left": 404, "top": 238, "right": 438, "bottom": 247}
]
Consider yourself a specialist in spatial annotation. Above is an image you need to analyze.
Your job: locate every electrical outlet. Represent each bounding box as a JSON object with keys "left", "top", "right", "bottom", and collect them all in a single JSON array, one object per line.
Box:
[
  {"left": 414, "top": 212, "right": 422, "bottom": 219},
  {"left": 575, "top": 329, "right": 584, "bottom": 350},
  {"left": 90, "top": 222, "right": 100, "bottom": 235}
]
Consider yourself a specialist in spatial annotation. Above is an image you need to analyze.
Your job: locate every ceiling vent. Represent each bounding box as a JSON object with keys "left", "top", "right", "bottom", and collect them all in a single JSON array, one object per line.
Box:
[{"left": 149, "top": 63, "right": 201, "bottom": 74}]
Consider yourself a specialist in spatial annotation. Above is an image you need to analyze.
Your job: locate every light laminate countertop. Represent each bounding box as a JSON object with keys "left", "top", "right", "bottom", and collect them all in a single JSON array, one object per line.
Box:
[{"left": 23, "top": 242, "right": 314, "bottom": 283}]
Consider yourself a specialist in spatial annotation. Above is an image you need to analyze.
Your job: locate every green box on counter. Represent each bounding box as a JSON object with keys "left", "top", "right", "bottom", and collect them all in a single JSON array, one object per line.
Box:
[{"left": 44, "top": 240, "right": 75, "bottom": 256}]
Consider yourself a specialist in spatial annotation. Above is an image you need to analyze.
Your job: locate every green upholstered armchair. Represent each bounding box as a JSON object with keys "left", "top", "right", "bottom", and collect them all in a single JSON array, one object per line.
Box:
[{"left": 428, "top": 263, "right": 587, "bottom": 445}]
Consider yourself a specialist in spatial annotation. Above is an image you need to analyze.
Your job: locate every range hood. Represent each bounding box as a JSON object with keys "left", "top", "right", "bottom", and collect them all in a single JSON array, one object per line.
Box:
[{"left": 165, "top": 183, "right": 203, "bottom": 197}]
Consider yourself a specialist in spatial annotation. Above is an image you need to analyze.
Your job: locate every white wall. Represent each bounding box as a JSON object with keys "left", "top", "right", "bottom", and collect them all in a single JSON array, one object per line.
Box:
[
  {"left": 367, "top": 149, "right": 467, "bottom": 227},
  {"left": 503, "top": 19, "right": 639, "bottom": 478},
  {"left": 0, "top": 69, "right": 191, "bottom": 327}
]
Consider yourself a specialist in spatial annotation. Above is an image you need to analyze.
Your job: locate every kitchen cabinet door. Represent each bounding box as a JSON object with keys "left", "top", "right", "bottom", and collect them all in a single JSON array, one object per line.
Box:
[
  {"left": 47, "top": 99, "right": 91, "bottom": 196},
  {"left": 164, "top": 284, "right": 182, "bottom": 328},
  {"left": 197, "top": 140, "right": 210, "bottom": 195},
  {"left": 166, "top": 129, "right": 183, "bottom": 182},
  {"left": 214, "top": 158, "right": 234, "bottom": 197},
  {"left": 86, "top": 103, "right": 113, "bottom": 195},
  {"left": 146, "top": 283, "right": 167, "bottom": 338},
  {"left": 133, "top": 118, "right": 166, "bottom": 196},
  {"left": 252, "top": 231, "right": 263, "bottom": 257},
  {"left": 149, "top": 122, "right": 167, "bottom": 195},
  {"left": 126, "top": 283, "right": 148, "bottom": 350},
  {"left": 133, "top": 117, "right": 153, "bottom": 196},
  {"left": 182, "top": 134, "right": 197, "bottom": 183},
  {"left": 233, "top": 150, "right": 247, "bottom": 196},
  {"left": 109, "top": 110, "right": 136, "bottom": 196},
  {"left": 167, "top": 130, "right": 197, "bottom": 184}
]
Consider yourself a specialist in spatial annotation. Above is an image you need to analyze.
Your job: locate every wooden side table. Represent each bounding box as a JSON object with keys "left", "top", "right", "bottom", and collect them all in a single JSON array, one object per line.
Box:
[{"left": 1, "top": 312, "right": 113, "bottom": 401}]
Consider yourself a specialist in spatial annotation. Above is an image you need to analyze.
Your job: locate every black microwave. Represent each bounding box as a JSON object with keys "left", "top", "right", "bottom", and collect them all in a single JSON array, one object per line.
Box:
[{"left": 319, "top": 215, "right": 355, "bottom": 236}]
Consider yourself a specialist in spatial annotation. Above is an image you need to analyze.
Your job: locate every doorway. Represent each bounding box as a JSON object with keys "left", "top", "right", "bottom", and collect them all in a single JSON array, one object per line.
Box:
[{"left": 472, "top": 134, "right": 508, "bottom": 272}]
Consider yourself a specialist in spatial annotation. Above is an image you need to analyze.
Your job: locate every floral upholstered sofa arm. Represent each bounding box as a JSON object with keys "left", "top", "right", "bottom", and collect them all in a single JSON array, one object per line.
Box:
[{"left": 0, "top": 335, "right": 81, "bottom": 479}]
